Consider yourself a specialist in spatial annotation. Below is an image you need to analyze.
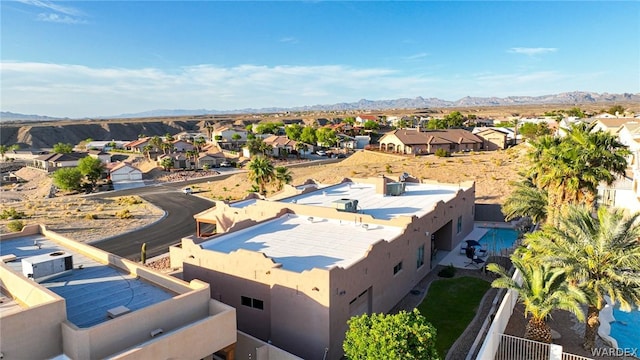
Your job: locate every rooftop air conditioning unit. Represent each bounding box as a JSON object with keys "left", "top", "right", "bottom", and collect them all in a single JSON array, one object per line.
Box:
[
  {"left": 333, "top": 198, "right": 359, "bottom": 213},
  {"left": 22, "top": 251, "right": 73, "bottom": 282},
  {"left": 386, "top": 182, "right": 406, "bottom": 196}
]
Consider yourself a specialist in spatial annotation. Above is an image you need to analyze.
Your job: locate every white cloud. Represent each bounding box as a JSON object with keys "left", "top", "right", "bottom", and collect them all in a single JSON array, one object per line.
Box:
[
  {"left": 18, "top": 0, "right": 87, "bottom": 24},
  {"left": 0, "top": 61, "right": 436, "bottom": 118},
  {"left": 279, "top": 37, "right": 299, "bottom": 44},
  {"left": 508, "top": 47, "right": 557, "bottom": 56},
  {"left": 403, "top": 53, "right": 429, "bottom": 61},
  {"left": 37, "top": 13, "right": 87, "bottom": 24}
]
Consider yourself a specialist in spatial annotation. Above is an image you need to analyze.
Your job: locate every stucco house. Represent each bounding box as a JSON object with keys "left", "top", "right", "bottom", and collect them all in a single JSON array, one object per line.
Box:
[
  {"left": 473, "top": 127, "right": 515, "bottom": 150},
  {"left": 262, "top": 135, "right": 313, "bottom": 158},
  {"left": 172, "top": 139, "right": 195, "bottom": 152},
  {"left": 124, "top": 137, "right": 151, "bottom": 153},
  {"left": 212, "top": 127, "right": 248, "bottom": 149},
  {"left": 88, "top": 149, "right": 112, "bottom": 163},
  {"left": 108, "top": 162, "right": 143, "bottom": 182},
  {"left": 170, "top": 176, "right": 475, "bottom": 360},
  {"left": 378, "top": 129, "right": 483, "bottom": 155},
  {"left": 0, "top": 225, "right": 237, "bottom": 360},
  {"left": 31, "top": 152, "right": 89, "bottom": 172}
]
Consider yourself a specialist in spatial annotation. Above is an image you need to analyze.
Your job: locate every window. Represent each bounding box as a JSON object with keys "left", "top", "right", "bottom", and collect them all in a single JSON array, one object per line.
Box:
[
  {"left": 393, "top": 261, "right": 403, "bottom": 275},
  {"left": 416, "top": 245, "right": 425, "bottom": 269},
  {"left": 457, "top": 216, "right": 463, "bottom": 234},
  {"left": 241, "top": 296, "right": 264, "bottom": 310}
]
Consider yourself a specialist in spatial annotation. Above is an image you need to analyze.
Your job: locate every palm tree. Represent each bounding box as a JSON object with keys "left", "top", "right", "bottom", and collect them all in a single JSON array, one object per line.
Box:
[
  {"left": 247, "top": 156, "right": 275, "bottom": 196},
  {"left": 295, "top": 142, "right": 309, "bottom": 159},
  {"left": 185, "top": 149, "right": 199, "bottom": 170},
  {"left": 525, "top": 124, "right": 628, "bottom": 223},
  {"left": 160, "top": 142, "right": 173, "bottom": 155},
  {"left": 501, "top": 178, "right": 548, "bottom": 224},
  {"left": 525, "top": 205, "right": 640, "bottom": 350},
  {"left": 193, "top": 137, "right": 207, "bottom": 152},
  {"left": 142, "top": 144, "right": 153, "bottom": 160},
  {"left": 488, "top": 253, "right": 585, "bottom": 343},
  {"left": 150, "top": 136, "right": 163, "bottom": 152},
  {"left": 274, "top": 166, "right": 292, "bottom": 191}
]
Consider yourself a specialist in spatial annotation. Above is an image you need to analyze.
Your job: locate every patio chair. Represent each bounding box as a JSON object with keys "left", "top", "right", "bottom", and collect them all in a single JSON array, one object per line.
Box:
[
  {"left": 464, "top": 246, "right": 485, "bottom": 268},
  {"left": 461, "top": 240, "right": 488, "bottom": 257}
]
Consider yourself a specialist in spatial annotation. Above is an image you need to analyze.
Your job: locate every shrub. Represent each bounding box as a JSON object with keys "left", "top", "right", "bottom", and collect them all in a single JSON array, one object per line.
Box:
[
  {"left": 115, "top": 209, "right": 133, "bottom": 219},
  {"left": 84, "top": 213, "right": 98, "bottom": 220},
  {"left": 6, "top": 220, "right": 25, "bottom": 232},
  {"left": 117, "top": 196, "right": 143, "bottom": 206},
  {"left": 434, "top": 148, "right": 450, "bottom": 157},
  {"left": 438, "top": 264, "right": 457, "bottom": 278},
  {"left": 385, "top": 164, "right": 392, "bottom": 174},
  {"left": 0, "top": 208, "right": 26, "bottom": 220}
]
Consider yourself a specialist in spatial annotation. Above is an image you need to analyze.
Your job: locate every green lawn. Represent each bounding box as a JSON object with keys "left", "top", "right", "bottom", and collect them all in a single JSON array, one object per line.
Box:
[{"left": 417, "top": 276, "right": 491, "bottom": 358}]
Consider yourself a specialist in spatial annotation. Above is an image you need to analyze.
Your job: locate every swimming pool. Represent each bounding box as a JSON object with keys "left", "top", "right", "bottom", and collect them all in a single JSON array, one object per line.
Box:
[
  {"left": 478, "top": 228, "right": 520, "bottom": 255},
  {"left": 610, "top": 307, "right": 640, "bottom": 350}
]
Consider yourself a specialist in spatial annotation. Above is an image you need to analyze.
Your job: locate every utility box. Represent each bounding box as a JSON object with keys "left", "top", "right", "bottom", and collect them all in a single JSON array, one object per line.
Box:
[
  {"left": 386, "top": 182, "right": 406, "bottom": 196},
  {"left": 22, "top": 251, "right": 73, "bottom": 282},
  {"left": 333, "top": 198, "right": 359, "bottom": 213}
]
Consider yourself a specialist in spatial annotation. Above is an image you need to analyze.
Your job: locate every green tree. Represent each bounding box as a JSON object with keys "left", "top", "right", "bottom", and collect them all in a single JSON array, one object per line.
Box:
[
  {"left": 488, "top": 251, "right": 585, "bottom": 343},
  {"left": 363, "top": 120, "right": 379, "bottom": 131},
  {"left": 247, "top": 156, "right": 275, "bottom": 195},
  {"left": 566, "top": 107, "right": 585, "bottom": 118},
  {"left": 343, "top": 117, "right": 356, "bottom": 126},
  {"left": 53, "top": 142, "right": 74, "bottom": 154},
  {"left": 285, "top": 124, "right": 303, "bottom": 141},
  {"left": 519, "top": 122, "right": 551, "bottom": 141},
  {"left": 607, "top": 104, "right": 625, "bottom": 115},
  {"left": 295, "top": 142, "right": 309, "bottom": 159},
  {"left": 160, "top": 157, "right": 174, "bottom": 171},
  {"left": 316, "top": 128, "right": 337, "bottom": 147},
  {"left": 427, "top": 118, "right": 446, "bottom": 130},
  {"left": 444, "top": 111, "right": 464, "bottom": 128},
  {"left": 193, "top": 137, "right": 207, "bottom": 152},
  {"left": 501, "top": 178, "right": 548, "bottom": 224},
  {"left": 150, "top": 136, "right": 163, "bottom": 152},
  {"left": 164, "top": 132, "right": 175, "bottom": 142},
  {"left": 274, "top": 166, "right": 292, "bottom": 191},
  {"left": 524, "top": 205, "right": 640, "bottom": 350},
  {"left": 231, "top": 133, "right": 242, "bottom": 149},
  {"left": 52, "top": 167, "right": 83, "bottom": 191},
  {"left": 186, "top": 149, "right": 199, "bottom": 169},
  {"left": 343, "top": 309, "right": 439, "bottom": 360},
  {"left": 77, "top": 156, "right": 105, "bottom": 189},
  {"left": 255, "top": 122, "right": 281, "bottom": 135},
  {"left": 0, "top": 144, "right": 19, "bottom": 161},
  {"left": 300, "top": 126, "right": 317, "bottom": 145},
  {"left": 160, "top": 142, "right": 173, "bottom": 154}
]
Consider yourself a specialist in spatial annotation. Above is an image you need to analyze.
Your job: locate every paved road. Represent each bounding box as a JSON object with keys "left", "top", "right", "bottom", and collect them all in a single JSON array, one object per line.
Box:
[{"left": 87, "top": 170, "right": 240, "bottom": 260}]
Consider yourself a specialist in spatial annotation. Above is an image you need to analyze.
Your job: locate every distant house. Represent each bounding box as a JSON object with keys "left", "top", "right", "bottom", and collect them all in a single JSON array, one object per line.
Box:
[
  {"left": 175, "top": 131, "right": 208, "bottom": 142},
  {"left": 355, "top": 115, "right": 379, "bottom": 125},
  {"left": 157, "top": 153, "right": 189, "bottom": 169},
  {"left": 473, "top": 127, "right": 515, "bottom": 150},
  {"left": 212, "top": 127, "right": 248, "bottom": 148},
  {"left": 378, "top": 129, "right": 483, "bottom": 155},
  {"left": 108, "top": 162, "right": 143, "bottom": 182},
  {"left": 88, "top": 149, "right": 111, "bottom": 164},
  {"left": 591, "top": 118, "right": 637, "bottom": 135},
  {"left": 31, "top": 152, "right": 89, "bottom": 172},
  {"left": 124, "top": 137, "right": 151, "bottom": 153},
  {"left": 262, "top": 135, "right": 313, "bottom": 158},
  {"left": 197, "top": 152, "right": 227, "bottom": 169},
  {"left": 172, "top": 140, "right": 195, "bottom": 152}
]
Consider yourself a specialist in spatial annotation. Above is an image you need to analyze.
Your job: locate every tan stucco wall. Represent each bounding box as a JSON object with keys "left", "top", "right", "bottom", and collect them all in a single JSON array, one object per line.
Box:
[
  {"left": 237, "top": 331, "right": 303, "bottom": 360},
  {"left": 0, "top": 263, "right": 67, "bottom": 360}
]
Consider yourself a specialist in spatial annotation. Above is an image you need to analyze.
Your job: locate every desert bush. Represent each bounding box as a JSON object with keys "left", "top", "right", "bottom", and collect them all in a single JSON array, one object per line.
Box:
[
  {"left": 117, "top": 196, "right": 143, "bottom": 206},
  {"left": 434, "top": 148, "right": 450, "bottom": 157},
  {"left": 0, "top": 208, "right": 27, "bottom": 220},
  {"left": 438, "top": 264, "right": 457, "bottom": 278},
  {"left": 115, "top": 209, "right": 133, "bottom": 219},
  {"left": 6, "top": 220, "right": 25, "bottom": 232},
  {"left": 84, "top": 213, "right": 98, "bottom": 220},
  {"left": 385, "top": 164, "right": 392, "bottom": 174}
]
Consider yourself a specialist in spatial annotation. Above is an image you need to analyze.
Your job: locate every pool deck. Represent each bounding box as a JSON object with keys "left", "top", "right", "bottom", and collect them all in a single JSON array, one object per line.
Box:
[{"left": 438, "top": 223, "right": 520, "bottom": 269}]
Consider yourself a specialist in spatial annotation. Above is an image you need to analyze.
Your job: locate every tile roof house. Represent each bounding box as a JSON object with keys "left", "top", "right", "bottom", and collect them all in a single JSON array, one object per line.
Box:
[
  {"left": 378, "top": 129, "right": 483, "bottom": 155},
  {"left": 124, "top": 137, "right": 151, "bottom": 152},
  {"left": 31, "top": 152, "right": 90, "bottom": 172},
  {"left": 262, "top": 135, "right": 313, "bottom": 157}
]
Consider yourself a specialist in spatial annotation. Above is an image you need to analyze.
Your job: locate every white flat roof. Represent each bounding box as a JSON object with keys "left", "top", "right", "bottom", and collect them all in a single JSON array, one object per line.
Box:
[
  {"left": 284, "top": 181, "right": 460, "bottom": 220},
  {"left": 201, "top": 214, "right": 404, "bottom": 272}
]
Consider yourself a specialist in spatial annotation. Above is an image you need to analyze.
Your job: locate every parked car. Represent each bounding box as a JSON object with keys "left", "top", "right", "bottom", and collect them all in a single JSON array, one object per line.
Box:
[
  {"left": 220, "top": 161, "right": 232, "bottom": 167},
  {"left": 336, "top": 153, "right": 346, "bottom": 158},
  {"left": 315, "top": 150, "right": 327, "bottom": 156},
  {"left": 182, "top": 187, "right": 192, "bottom": 195}
]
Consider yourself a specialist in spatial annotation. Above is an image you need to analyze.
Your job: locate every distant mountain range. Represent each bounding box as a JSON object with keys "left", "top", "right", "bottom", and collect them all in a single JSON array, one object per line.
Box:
[{"left": 2, "top": 91, "right": 639, "bottom": 121}]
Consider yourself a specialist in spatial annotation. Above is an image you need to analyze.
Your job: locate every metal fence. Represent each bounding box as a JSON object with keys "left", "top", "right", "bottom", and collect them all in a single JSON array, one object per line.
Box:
[
  {"left": 495, "top": 334, "right": 551, "bottom": 360},
  {"left": 494, "top": 334, "right": 593, "bottom": 360}
]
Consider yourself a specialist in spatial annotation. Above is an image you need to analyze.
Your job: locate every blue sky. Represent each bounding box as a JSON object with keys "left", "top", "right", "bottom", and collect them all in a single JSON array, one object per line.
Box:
[{"left": 1, "top": 1, "right": 638, "bottom": 118}]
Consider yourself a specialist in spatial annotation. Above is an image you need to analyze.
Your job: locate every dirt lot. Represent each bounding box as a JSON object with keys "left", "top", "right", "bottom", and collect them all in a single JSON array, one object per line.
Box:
[
  {"left": 192, "top": 147, "right": 528, "bottom": 204},
  {"left": 0, "top": 147, "right": 528, "bottom": 242}
]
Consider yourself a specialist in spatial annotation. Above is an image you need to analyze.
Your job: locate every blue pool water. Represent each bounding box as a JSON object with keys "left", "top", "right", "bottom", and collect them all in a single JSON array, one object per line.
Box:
[
  {"left": 610, "top": 307, "right": 640, "bottom": 350},
  {"left": 478, "top": 228, "right": 519, "bottom": 254}
]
